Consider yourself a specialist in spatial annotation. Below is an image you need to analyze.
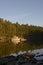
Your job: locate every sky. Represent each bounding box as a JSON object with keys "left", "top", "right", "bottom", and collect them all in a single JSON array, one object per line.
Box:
[{"left": 0, "top": 0, "right": 43, "bottom": 26}]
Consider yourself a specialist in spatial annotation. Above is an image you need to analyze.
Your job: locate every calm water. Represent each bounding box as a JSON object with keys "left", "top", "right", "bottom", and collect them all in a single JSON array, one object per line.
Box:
[
  {"left": 13, "top": 42, "right": 43, "bottom": 53},
  {"left": 0, "top": 41, "right": 43, "bottom": 56}
]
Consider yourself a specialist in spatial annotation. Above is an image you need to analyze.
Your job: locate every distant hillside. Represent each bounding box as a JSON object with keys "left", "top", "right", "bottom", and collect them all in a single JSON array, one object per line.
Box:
[
  {"left": 0, "top": 18, "right": 43, "bottom": 56},
  {"left": 0, "top": 18, "right": 43, "bottom": 44}
]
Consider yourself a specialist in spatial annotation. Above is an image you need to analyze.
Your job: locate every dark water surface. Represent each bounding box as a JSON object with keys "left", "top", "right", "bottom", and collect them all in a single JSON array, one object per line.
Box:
[
  {"left": 13, "top": 42, "right": 43, "bottom": 53},
  {"left": 0, "top": 41, "right": 43, "bottom": 56}
]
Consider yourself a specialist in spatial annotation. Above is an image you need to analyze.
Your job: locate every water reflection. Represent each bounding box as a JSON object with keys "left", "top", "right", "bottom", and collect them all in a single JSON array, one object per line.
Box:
[
  {"left": 14, "top": 42, "right": 43, "bottom": 53},
  {"left": 0, "top": 41, "right": 43, "bottom": 56}
]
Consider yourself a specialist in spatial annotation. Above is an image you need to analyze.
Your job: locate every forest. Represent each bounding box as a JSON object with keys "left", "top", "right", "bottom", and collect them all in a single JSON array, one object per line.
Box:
[{"left": 0, "top": 18, "right": 43, "bottom": 56}]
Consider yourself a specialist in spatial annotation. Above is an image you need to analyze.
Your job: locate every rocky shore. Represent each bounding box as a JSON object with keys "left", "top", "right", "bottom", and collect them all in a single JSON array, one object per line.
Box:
[{"left": 0, "top": 52, "right": 43, "bottom": 65}]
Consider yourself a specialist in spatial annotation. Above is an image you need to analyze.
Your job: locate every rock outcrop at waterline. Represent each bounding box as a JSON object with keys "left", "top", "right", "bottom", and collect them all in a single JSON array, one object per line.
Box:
[
  {"left": 0, "top": 36, "right": 10, "bottom": 42},
  {"left": 11, "top": 36, "right": 27, "bottom": 44},
  {"left": 0, "top": 52, "right": 43, "bottom": 65}
]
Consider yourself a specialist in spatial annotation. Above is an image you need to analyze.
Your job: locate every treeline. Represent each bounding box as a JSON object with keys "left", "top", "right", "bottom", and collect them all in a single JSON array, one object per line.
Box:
[
  {"left": 0, "top": 18, "right": 43, "bottom": 56},
  {"left": 0, "top": 18, "right": 43, "bottom": 44}
]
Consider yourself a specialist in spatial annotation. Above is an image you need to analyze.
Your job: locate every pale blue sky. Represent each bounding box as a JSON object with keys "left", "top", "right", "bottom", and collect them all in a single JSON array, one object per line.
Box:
[{"left": 0, "top": 0, "right": 43, "bottom": 26}]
